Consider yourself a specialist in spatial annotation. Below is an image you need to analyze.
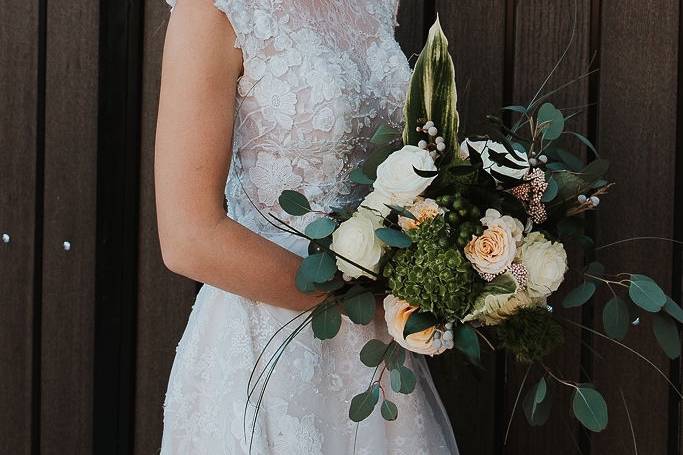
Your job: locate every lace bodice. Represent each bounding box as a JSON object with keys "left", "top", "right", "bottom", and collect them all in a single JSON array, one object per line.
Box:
[{"left": 180, "top": 0, "right": 413, "bottom": 237}]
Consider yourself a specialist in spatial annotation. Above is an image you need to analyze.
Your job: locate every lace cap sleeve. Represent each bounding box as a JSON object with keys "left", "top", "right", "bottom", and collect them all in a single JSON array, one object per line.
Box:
[{"left": 165, "top": 0, "right": 251, "bottom": 50}]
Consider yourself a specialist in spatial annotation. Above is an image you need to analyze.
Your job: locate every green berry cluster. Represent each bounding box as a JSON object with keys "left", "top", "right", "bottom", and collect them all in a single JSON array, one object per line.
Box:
[
  {"left": 496, "top": 307, "right": 564, "bottom": 364},
  {"left": 435, "top": 193, "right": 484, "bottom": 248},
  {"left": 383, "top": 217, "right": 478, "bottom": 320}
]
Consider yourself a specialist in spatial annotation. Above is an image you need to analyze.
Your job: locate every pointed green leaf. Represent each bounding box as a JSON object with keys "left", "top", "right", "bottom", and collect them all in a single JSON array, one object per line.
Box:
[
  {"left": 653, "top": 313, "right": 681, "bottom": 359},
  {"left": 562, "top": 282, "right": 597, "bottom": 308},
  {"left": 371, "top": 123, "right": 401, "bottom": 145},
  {"left": 349, "top": 167, "right": 375, "bottom": 185},
  {"left": 602, "top": 297, "right": 629, "bottom": 340},
  {"left": 278, "top": 190, "right": 311, "bottom": 216},
  {"left": 570, "top": 131, "right": 599, "bottom": 157},
  {"left": 454, "top": 324, "right": 480, "bottom": 362},
  {"left": 375, "top": 228, "right": 412, "bottom": 248},
  {"left": 362, "top": 144, "right": 393, "bottom": 180},
  {"left": 403, "top": 311, "right": 437, "bottom": 338},
  {"left": 380, "top": 400, "right": 399, "bottom": 421},
  {"left": 572, "top": 386, "right": 608, "bottom": 432},
  {"left": 385, "top": 204, "right": 417, "bottom": 221},
  {"left": 628, "top": 274, "right": 667, "bottom": 312},
  {"left": 541, "top": 175, "right": 559, "bottom": 202},
  {"left": 402, "top": 16, "right": 461, "bottom": 167}
]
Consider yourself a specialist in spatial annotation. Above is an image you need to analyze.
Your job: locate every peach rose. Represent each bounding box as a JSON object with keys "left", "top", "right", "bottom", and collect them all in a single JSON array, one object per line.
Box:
[
  {"left": 383, "top": 295, "right": 445, "bottom": 356},
  {"left": 397, "top": 197, "right": 443, "bottom": 231},
  {"left": 464, "top": 225, "right": 516, "bottom": 276}
]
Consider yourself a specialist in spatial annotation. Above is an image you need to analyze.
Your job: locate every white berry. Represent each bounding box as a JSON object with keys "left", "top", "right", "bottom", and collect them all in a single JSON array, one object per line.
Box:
[
  {"left": 433, "top": 331, "right": 442, "bottom": 340},
  {"left": 445, "top": 322, "right": 453, "bottom": 330},
  {"left": 1, "top": 233, "right": 9, "bottom": 244},
  {"left": 436, "top": 142, "right": 446, "bottom": 152},
  {"left": 418, "top": 140, "right": 428, "bottom": 149},
  {"left": 442, "top": 330, "right": 454, "bottom": 342},
  {"left": 529, "top": 157, "right": 538, "bottom": 166},
  {"left": 538, "top": 155, "right": 548, "bottom": 163},
  {"left": 424, "top": 121, "right": 434, "bottom": 129},
  {"left": 435, "top": 136, "right": 444, "bottom": 144},
  {"left": 427, "top": 127, "right": 438, "bottom": 136},
  {"left": 577, "top": 194, "right": 588, "bottom": 204},
  {"left": 590, "top": 196, "right": 600, "bottom": 206},
  {"left": 432, "top": 338, "right": 443, "bottom": 349},
  {"left": 444, "top": 339, "right": 454, "bottom": 349}
]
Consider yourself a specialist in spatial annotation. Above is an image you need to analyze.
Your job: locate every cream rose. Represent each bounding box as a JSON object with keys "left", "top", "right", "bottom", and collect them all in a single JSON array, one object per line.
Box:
[
  {"left": 373, "top": 145, "right": 437, "bottom": 206},
  {"left": 480, "top": 209, "right": 524, "bottom": 243},
  {"left": 462, "top": 139, "right": 529, "bottom": 181},
  {"left": 398, "top": 197, "right": 443, "bottom": 231},
  {"left": 518, "top": 232, "right": 568, "bottom": 298},
  {"left": 383, "top": 295, "right": 445, "bottom": 356},
  {"left": 465, "top": 225, "right": 517, "bottom": 276},
  {"left": 331, "top": 211, "right": 384, "bottom": 279},
  {"left": 359, "top": 190, "right": 392, "bottom": 218}
]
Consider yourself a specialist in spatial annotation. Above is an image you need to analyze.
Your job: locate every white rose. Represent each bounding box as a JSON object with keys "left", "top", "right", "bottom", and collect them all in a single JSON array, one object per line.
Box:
[
  {"left": 373, "top": 145, "right": 437, "bottom": 206},
  {"left": 331, "top": 210, "right": 384, "bottom": 279},
  {"left": 519, "top": 232, "right": 568, "bottom": 298},
  {"left": 462, "top": 139, "right": 529, "bottom": 181},
  {"left": 383, "top": 295, "right": 445, "bottom": 356},
  {"left": 480, "top": 209, "right": 524, "bottom": 243},
  {"left": 359, "top": 190, "right": 392, "bottom": 218}
]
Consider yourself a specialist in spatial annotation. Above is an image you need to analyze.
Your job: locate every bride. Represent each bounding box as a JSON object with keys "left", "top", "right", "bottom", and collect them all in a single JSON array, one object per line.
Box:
[{"left": 156, "top": 0, "right": 458, "bottom": 453}]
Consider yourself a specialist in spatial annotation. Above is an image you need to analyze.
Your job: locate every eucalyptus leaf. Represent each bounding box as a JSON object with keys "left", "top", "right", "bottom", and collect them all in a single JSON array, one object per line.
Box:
[
  {"left": 653, "top": 312, "right": 681, "bottom": 359},
  {"left": 556, "top": 149, "right": 584, "bottom": 172},
  {"left": 628, "top": 274, "right": 667, "bottom": 312},
  {"left": 304, "top": 218, "right": 337, "bottom": 240},
  {"left": 278, "top": 190, "right": 311, "bottom": 216},
  {"left": 454, "top": 324, "right": 480, "bottom": 362},
  {"left": 343, "top": 288, "right": 375, "bottom": 325},
  {"left": 403, "top": 311, "right": 437, "bottom": 338},
  {"left": 523, "top": 377, "right": 552, "bottom": 426},
  {"left": 390, "top": 369, "right": 402, "bottom": 393},
  {"left": 585, "top": 261, "right": 605, "bottom": 282},
  {"left": 562, "top": 282, "right": 597, "bottom": 308},
  {"left": 349, "top": 167, "right": 374, "bottom": 185},
  {"left": 359, "top": 339, "right": 389, "bottom": 367},
  {"left": 602, "top": 297, "right": 630, "bottom": 341},
  {"left": 349, "top": 384, "right": 380, "bottom": 422},
  {"left": 380, "top": 400, "right": 399, "bottom": 421},
  {"left": 572, "top": 386, "right": 608, "bottom": 432},
  {"left": 300, "top": 253, "right": 337, "bottom": 283},
  {"left": 537, "top": 103, "right": 565, "bottom": 140},
  {"left": 295, "top": 267, "right": 316, "bottom": 293},
  {"left": 385, "top": 344, "right": 406, "bottom": 370},
  {"left": 397, "top": 366, "right": 417, "bottom": 394},
  {"left": 664, "top": 297, "right": 683, "bottom": 324},
  {"left": 311, "top": 304, "right": 342, "bottom": 340},
  {"left": 502, "top": 105, "right": 528, "bottom": 114},
  {"left": 541, "top": 175, "right": 559, "bottom": 202},
  {"left": 375, "top": 228, "right": 412, "bottom": 248}
]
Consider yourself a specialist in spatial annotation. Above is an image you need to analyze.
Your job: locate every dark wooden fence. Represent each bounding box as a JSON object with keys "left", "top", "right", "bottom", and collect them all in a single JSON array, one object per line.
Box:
[{"left": 1, "top": 0, "right": 682, "bottom": 454}]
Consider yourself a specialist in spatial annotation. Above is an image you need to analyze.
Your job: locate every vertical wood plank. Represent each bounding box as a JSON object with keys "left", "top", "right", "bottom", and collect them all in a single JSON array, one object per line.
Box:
[
  {"left": 133, "top": 3, "right": 198, "bottom": 453},
  {"left": 431, "top": 2, "right": 506, "bottom": 454},
  {"left": 504, "top": 2, "right": 591, "bottom": 454},
  {"left": 40, "top": 0, "right": 99, "bottom": 453},
  {"left": 395, "top": 0, "right": 426, "bottom": 65},
  {"left": 592, "top": 1, "right": 679, "bottom": 454},
  {"left": 0, "top": 1, "right": 39, "bottom": 454}
]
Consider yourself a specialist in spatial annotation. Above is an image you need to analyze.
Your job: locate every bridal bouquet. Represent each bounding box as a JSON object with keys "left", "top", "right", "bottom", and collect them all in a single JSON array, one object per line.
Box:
[{"left": 255, "top": 17, "right": 680, "bottom": 438}]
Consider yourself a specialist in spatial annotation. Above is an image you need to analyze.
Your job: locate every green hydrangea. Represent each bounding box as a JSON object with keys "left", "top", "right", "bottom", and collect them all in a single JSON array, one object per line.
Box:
[
  {"left": 383, "top": 217, "right": 478, "bottom": 320},
  {"left": 496, "top": 307, "right": 564, "bottom": 364}
]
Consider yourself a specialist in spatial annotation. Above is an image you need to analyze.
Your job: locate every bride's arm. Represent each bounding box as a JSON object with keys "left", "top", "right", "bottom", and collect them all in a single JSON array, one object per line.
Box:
[{"left": 155, "top": 0, "right": 324, "bottom": 311}]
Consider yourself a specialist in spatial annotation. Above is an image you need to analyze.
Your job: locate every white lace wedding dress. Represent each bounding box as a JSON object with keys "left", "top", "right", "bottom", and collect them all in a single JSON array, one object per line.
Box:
[{"left": 161, "top": 1, "right": 459, "bottom": 453}]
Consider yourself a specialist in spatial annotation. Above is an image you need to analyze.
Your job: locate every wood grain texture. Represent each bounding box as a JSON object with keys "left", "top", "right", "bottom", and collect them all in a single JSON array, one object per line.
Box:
[
  {"left": 431, "top": 2, "right": 506, "bottom": 454},
  {"left": 40, "top": 0, "right": 99, "bottom": 453},
  {"left": 133, "top": 3, "right": 198, "bottom": 453},
  {"left": 395, "top": 0, "right": 426, "bottom": 65},
  {"left": 0, "top": 1, "right": 39, "bottom": 454},
  {"left": 591, "top": 1, "right": 679, "bottom": 454},
  {"left": 504, "top": 2, "right": 591, "bottom": 454}
]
